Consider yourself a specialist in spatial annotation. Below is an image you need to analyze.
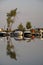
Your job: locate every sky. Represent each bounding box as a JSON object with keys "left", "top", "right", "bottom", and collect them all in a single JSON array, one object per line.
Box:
[
  {"left": 0, "top": 0, "right": 43, "bottom": 29},
  {"left": 0, "top": 1, "right": 43, "bottom": 65}
]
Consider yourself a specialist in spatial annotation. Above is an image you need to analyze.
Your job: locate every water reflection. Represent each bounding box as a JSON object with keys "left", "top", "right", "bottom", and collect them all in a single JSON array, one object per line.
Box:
[
  {"left": 0, "top": 35, "right": 43, "bottom": 65},
  {"left": 27, "top": 39, "right": 31, "bottom": 42},
  {"left": 6, "top": 36, "right": 32, "bottom": 61},
  {"left": 6, "top": 36, "right": 17, "bottom": 60}
]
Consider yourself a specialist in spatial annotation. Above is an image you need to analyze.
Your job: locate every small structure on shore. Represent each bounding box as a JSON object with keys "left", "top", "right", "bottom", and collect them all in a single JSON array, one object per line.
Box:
[{"left": 40, "top": 29, "right": 43, "bottom": 40}]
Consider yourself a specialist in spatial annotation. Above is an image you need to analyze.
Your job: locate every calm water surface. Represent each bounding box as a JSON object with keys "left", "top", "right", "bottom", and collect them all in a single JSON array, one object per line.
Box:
[{"left": 0, "top": 37, "right": 43, "bottom": 65}]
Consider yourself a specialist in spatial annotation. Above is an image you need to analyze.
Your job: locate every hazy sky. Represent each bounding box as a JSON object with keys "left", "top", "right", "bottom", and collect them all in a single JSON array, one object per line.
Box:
[
  {"left": 0, "top": 0, "right": 43, "bottom": 29},
  {"left": 0, "top": 1, "right": 43, "bottom": 65}
]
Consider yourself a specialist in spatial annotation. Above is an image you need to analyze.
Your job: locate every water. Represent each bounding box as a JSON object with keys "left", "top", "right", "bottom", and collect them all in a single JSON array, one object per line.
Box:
[{"left": 0, "top": 37, "right": 43, "bottom": 65}]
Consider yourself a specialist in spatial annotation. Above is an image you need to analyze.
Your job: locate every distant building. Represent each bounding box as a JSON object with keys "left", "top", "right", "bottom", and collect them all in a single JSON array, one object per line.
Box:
[
  {"left": 35, "top": 28, "right": 43, "bottom": 31},
  {"left": 0, "top": 28, "right": 4, "bottom": 32},
  {"left": 40, "top": 29, "right": 43, "bottom": 40}
]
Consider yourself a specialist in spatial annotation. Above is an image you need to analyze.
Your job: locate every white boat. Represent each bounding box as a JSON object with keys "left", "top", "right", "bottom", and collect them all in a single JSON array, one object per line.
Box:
[
  {"left": 13, "top": 30, "right": 23, "bottom": 40},
  {"left": 24, "top": 30, "right": 31, "bottom": 40},
  {"left": 40, "top": 30, "right": 43, "bottom": 40},
  {"left": 0, "top": 32, "right": 6, "bottom": 37}
]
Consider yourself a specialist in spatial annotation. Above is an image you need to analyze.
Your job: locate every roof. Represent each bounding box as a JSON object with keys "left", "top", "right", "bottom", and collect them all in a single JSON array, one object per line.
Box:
[{"left": 24, "top": 30, "right": 31, "bottom": 33}]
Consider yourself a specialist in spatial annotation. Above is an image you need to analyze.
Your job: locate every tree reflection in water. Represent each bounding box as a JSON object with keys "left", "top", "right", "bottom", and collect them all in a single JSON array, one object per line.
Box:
[
  {"left": 6, "top": 36, "right": 17, "bottom": 60},
  {"left": 6, "top": 36, "right": 32, "bottom": 61}
]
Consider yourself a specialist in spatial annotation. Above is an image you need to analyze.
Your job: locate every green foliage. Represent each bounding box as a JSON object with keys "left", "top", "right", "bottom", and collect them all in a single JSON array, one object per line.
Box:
[
  {"left": 7, "top": 8, "right": 17, "bottom": 17},
  {"left": 7, "top": 17, "right": 13, "bottom": 27},
  {"left": 6, "top": 8, "right": 32, "bottom": 31},
  {"left": 18, "top": 23, "right": 25, "bottom": 31},
  {"left": 26, "top": 21, "right": 32, "bottom": 29},
  {"left": 7, "top": 8, "right": 17, "bottom": 30}
]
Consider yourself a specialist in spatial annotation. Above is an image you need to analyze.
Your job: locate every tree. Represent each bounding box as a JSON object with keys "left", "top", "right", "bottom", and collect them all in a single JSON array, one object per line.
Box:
[
  {"left": 26, "top": 21, "right": 32, "bottom": 29},
  {"left": 7, "top": 17, "right": 13, "bottom": 27},
  {"left": 7, "top": 8, "right": 17, "bottom": 31},
  {"left": 7, "top": 8, "right": 17, "bottom": 17},
  {"left": 17, "top": 23, "right": 25, "bottom": 31}
]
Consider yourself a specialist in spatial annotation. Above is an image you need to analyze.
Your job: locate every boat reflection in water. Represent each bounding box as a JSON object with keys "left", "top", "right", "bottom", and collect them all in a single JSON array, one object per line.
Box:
[
  {"left": 10, "top": 30, "right": 24, "bottom": 41},
  {"left": 6, "top": 36, "right": 17, "bottom": 60}
]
